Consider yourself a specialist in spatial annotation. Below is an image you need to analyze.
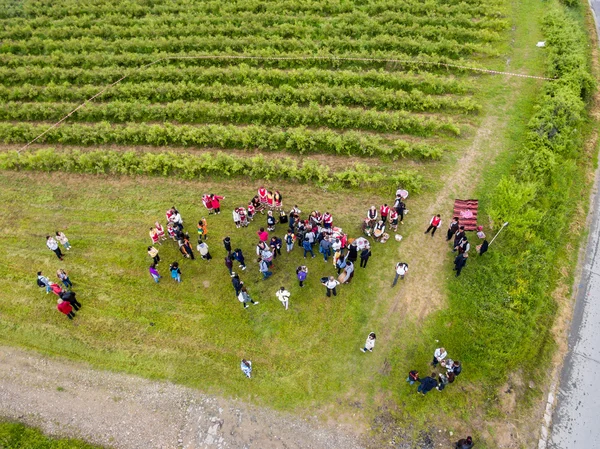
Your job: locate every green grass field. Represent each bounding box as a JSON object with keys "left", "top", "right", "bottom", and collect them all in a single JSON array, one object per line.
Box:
[
  {"left": 0, "top": 420, "right": 100, "bottom": 449},
  {"left": 0, "top": 0, "right": 596, "bottom": 447}
]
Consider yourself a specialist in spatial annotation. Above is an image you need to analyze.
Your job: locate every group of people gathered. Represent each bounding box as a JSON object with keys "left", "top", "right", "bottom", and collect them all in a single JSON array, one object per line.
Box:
[{"left": 37, "top": 266, "right": 81, "bottom": 320}]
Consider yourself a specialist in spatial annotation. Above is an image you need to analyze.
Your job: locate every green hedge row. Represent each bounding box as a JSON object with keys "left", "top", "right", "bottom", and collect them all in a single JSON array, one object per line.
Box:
[
  {"left": 0, "top": 148, "right": 423, "bottom": 191},
  {"left": 0, "top": 122, "right": 444, "bottom": 160}
]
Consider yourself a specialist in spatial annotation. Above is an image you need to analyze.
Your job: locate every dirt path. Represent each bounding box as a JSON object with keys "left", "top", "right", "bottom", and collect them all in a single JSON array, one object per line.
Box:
[{"left": 0, "top": 346, "right": 365, "bottom": 449}]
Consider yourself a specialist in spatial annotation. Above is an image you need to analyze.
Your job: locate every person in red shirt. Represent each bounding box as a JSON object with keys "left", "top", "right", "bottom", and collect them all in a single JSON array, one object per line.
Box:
[
  {"left": 210, "top": 194, "right": 224, "bottom": 214},
  {"left": 57, "top": 298, "right": 75, "bottom": 320},
  {"left": 257, "top": 228, "right": 269, "bottom": 242},
  {"left": 49, "top": 282, "right": 64, "bottom": 296},
  {"left": 424, "top": 215, "right": 442, "bottom": 237},
  {"left": 258, "top": 187, "right": 267, "bottom": 205},
  {"left": 380, "top": 204, "right": 390, "bottom": 223},
  {"left": 323, "top": 212, "right": 333, "bottom": 229},
  {"left": 202, "top": 194, "right": 214, "bottom": 215}
]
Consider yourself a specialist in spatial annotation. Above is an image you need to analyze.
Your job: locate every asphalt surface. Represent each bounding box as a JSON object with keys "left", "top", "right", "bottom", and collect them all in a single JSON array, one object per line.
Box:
[{"left": 549, "top": 9, "right": 600, "bottom": 440}]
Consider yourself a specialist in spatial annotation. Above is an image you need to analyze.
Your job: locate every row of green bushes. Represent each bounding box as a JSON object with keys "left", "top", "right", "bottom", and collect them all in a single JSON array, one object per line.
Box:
[
  {"left": 0, "top": 81, "right": 476, "bottom": 119},
  {"left": 0, "top": 65, "right": 472, "bottom": 95},
  {"left": 0, "top": 100, "right": 463, "bottom": 139},
  {"left": 0, "top": 34, "right": 496, "bottom": 59},
  {"left": 0, "top": 148, "right": 423, "bottom": 191},
  {"left": 20, "top": 0, "right": 505, "bottom": 21},
  {"left": 0, "top": 16, "right": 501, "bottom": 44},
  {"left": 433, "top": 7, "right": 595, "bottom": 381},
  {"left": 0, "top": 122, "right": 444, "bottom": 160}
]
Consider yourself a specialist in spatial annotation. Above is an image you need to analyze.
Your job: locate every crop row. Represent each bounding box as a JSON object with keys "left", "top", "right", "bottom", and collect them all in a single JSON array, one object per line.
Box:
[
  {"left": 0, "top": 51, "right": 484, "bottom": 74},
  {"left": 0, "top": 82, "right": 478, "bottom": 118},
  {"left": 0, "top": 148, "right": 423, "bottom": 191},
  {"left": 0, "top": 122, "right": 446, "bottom": 160},
  {"left": 18, "top": 0, "right": 506, "bottom": 21},
  {"left": 0, "top": 18, "right": 502, "bottom": 44},
  {"left": 0, "top": 35, "right": 496, "bottom": 59},
  {"left": 0, "top": 11, "right": 509, "bottom": 38},
  {"left": 0, "top": 66, "right": 473, "bottom": 95},
  {"left": 0, "top": 101, "right": 465, "bottom": 138}
]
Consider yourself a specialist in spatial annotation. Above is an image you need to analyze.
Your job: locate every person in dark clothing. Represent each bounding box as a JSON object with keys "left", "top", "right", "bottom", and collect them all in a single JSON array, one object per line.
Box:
[
  {"left": 360, "top": 247, "right": 372, "bottom": 268},
  {"left": 224, "top": 255, "right": 233, "bottom": 275},
  {"left": 447, "top": 217, "right": 460, "bottom": 241},
  {"left": 478, "top": 239, "right": 489, "bottom": 256},
  {"left": 453, "top": 226, "right": 466, "bottom": 251},
  {"left": 394, "top": 198, "right": 406, "bottom": 224},
  {"left": 451, "top": 360, "right": 462, "bottom": 376},
  {"left": 346, "top": 244, "right": 358, "bottom": 263},
  {"left": 59, "top": 290, "right": 81, "bottom": 311},
  {"left": 231, "top": 273, "right": 243, "bottom": 298},
  {"left": 223, "top": 236, "right": 232, "bottom": 254},
  {"left": 270, "top": 236, "right": 282, "bottom": 258},
  {"left": 417, "top": 373, "right": 438, "bottom": 395},
  {"left": 454, "top": 253, "right": 468, "bottom": 277},
  {"left": 183, "top": 237, "right": 195, "bottom": 260},
  {"left": 455, "top": 436, "right": 474, "bottom": 449},
  {"left": 232, "top": 248, "right": 246, "bottom": 270}
]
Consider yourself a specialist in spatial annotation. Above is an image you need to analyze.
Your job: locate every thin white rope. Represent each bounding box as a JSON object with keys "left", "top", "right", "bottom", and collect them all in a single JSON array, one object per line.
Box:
[{"left": 17, "top": 54, "right": 555, "bottom": 152}]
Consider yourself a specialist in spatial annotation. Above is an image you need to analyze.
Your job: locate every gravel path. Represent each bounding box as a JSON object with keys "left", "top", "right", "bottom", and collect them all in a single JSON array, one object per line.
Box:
[{"left": 0, "top": 346, "right": 365, "bottom": 449}]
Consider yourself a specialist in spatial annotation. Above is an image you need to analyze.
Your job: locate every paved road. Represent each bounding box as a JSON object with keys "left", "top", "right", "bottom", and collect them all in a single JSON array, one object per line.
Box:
[{"left": 548, "top": 25, "right": 600, "bottom": 444}]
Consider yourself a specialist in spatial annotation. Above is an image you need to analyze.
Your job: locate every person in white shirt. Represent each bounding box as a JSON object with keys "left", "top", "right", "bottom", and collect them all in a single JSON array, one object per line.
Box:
[
  {"left": 360, "top": 332, "right": 376, "bottom": 353},
  {"left": 392, "top": 262, "right": 408, "bottom": 287},
  {"left": 46, "top": 235, "right": 63, "bottom": 260},
  {"left": 275, "top": 286, "right": 291, "bottom": 310},
  {"left": 432, "top": 347, "right": 448, "bottom": 367},
  {"left": 323, "top": 276, "right": 340, "bottom": 297}
]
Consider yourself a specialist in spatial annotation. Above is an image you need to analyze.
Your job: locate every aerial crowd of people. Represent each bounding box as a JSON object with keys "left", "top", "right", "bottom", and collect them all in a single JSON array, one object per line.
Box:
[{"left": 37, "top": 185, "right": 481, "bottom": 446}]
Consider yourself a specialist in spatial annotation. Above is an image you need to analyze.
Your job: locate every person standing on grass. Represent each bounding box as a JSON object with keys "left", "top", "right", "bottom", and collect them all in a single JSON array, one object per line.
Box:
[
  {"left": 367, "top": 206, "right": 378, "bottom": 227},
  {"left": 223, "top": 236, "right": 232, "bottom": 254},
  {"left": 202, "top": 194, "right": 214, "bottom": 215},
  {"left": 296, "top": 265, "right": 308, "bottom": 287},
  {"left": 241, "top": 359, "right": 252, "bottom": 378},
  {"left": 394, "top": 197, "right": 406, "bottom": 224},
  {"left": 197, "top": 241, "right": 212, "bottom": 261},
  {"left": 437, "top": 372, "right": 449, "bottom": 391},
  {"left": 233, "top": 208, "right": 241, "bottom": 228},
  {"left": 57, "top": 298, "right": 75, "bottom": 320},
  {"left": 149, "top": 264, "right": 161, "bottom": 283},
  {"left": 49, "top": 282, "right": 64, "bottom": 296},
  {"left": 302, "top": 238, "right": 315, "bottom": 259},
  {"left": 432, "top": 347, "right": 447, "bottom": 367},
  {"left": 389, "top": 208, "right": 399, "bottom": 232},
  {"left": 238, "top": 286, "right": 259, "bottom": 309},
  {"left": 424, "top": 214, "right": 442, "bottom": 237},
  {"left": 451, "top": 360, "right": 462, "bottom": 376},
  {"left": 276, "top": 286, "right": 291, "bottom": 310},
  {"left": 267, "top": 210, "right": 276, "bottom": 232},
  {"left": 417, "top": 373, "right": 438, "bottom": 395},
  {"left": 60, "top": 290, "right": 81, "bottom": 311},
  {"left": 455, "top": 436, "right": 474, "bottom": 449},
  {"left": 335, "top": 254, "right": 347, "bottom": 275},
  {"left": 155, "top": 222, "right": 166, "bottom": 241},
  {"left": 270, "top": 236, "right": 282, "bottom": 259},
  {"left": 171, "top": 207, "right": 183, "bottom": 231},
  {"left": 148, "top": 246, "right": 160, "bottom": 265},
  {"left": 360, "top": 332, "right": 376, "bottom": 353},
  {"left": 232, "top": 248, "right": 246, "bottom": 270},
  {"left": 259, "top": 257, "right": 272, "bottom": 280},
  {"left": 257, "top": 227, "right": 269, "bottom": 243},
  {"left": 169, "top": 262, "right": 181, "bottom": 283},
  {"left": 360, "top": 246, "right": 372, "bottom": 268},
  {"left": 224, "top": 255, "right": 234, "bottom": 275},
  {"left": 197, "top": 218, "right": 208, "bottom": 241},
  {"left": 149, "top": 227, "right": 160, "bottom": 246},
  {"left": 447, "top": 217, "right": 460, "bottom": 241},
  {"left": 46, "top": 235, "right": 64, "bottom": 260},
  {"left": 231, "top": 273, "right": 243, "bottom": 297},
  {"left": 183, "top": 236, "right": 195, "bottom": 260},
  {"left": 341, "top": 260, "right": 354, "bottom": 284},
  {"left": 210, "top": 194, "right": 224, "bottom": 214},
  {"left": 323, "top": 276, "right": 339, "bottom": 297},
  {"left": 454, "top": 253, "right": 468, "bottom": 277},
  {"left": 37, "top": 271, "right": 51, "bottom": 293},
  {"left": 392, "top": 262, "right": 408, "bottom": 286},
  {"left": 56, "top": 269, "right": 72, "bottom": 289},
  {"left": 323, "top": 212, "right": 333, "bottom": 229},
  {"left": 453, "top": 226, "right": 466, "bottom": 251},
  {"left": 167, "top": 223, "right": 176, "bottom": 241},
  {"left": 319, "top": 236, "right": 332, "bottom": 262},
  {"left": 380, "top": 204, "right": 390, "bottom": 223},
  {"left": 285, "top": 230, "right": 295, "bottom": 253},
  {"left": 55, "top": 231, "right": 71, "bottom": 251}
]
